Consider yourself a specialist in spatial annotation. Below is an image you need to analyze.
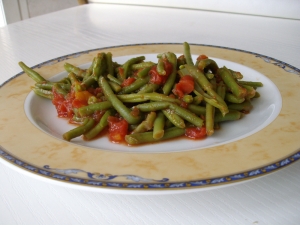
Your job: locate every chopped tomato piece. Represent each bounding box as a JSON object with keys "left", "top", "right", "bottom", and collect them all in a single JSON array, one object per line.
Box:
[
  {"left": 185, "top": 126, "right": 207, "bottom": 139},
  {"left": 173, "top": 75, "right": 194, "bottom": 98},
  {"left": 52, "top": 89, "right": 74, "bottom": 118},
  {"left": 149, "top": 59, "right": 173, "bottom": 85},
  {"left": 197, "top": 54, "right": 208, "bottom": 60},
  {"left": 72, "top": 91, "right": 94, "bottom": 108},
  {"left": 87, "top": 87, "right": 102, "bottom": 96},
  {"left": 107, "top": 116, "right": 129, "bottom": 143},
  {"left": 121, "top": 77, "right": 136, "bottom": 87}
]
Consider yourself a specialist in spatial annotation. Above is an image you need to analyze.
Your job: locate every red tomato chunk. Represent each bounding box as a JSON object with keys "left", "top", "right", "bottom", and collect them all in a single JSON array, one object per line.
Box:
[
  {"left": 185, "top": 126, "right": 207, "bottom": 139},
  {"left": 107, "top": 116, "right": 129, "bottom": 143},
  {"left": 173, "top": 75, "right": 194, "bottom": 98}
]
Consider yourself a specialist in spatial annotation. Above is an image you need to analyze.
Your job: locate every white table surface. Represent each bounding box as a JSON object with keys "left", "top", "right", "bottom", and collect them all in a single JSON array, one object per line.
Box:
[{"left": 1, "top": 3, "right": 300, "bottom": 225}]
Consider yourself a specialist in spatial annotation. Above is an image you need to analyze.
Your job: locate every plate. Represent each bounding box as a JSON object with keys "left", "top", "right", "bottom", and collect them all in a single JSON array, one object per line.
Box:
[{"left": 1, "top": 43, "right": 300, "bottom": 194}]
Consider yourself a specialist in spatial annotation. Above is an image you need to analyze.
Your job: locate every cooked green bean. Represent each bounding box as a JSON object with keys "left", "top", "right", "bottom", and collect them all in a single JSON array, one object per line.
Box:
[
  {"left": 237, "top": 81, "right": 263, "bottom": 88},
  {"left": 227, "top": 100, "right": 253, "bottom": 112},
  {"left": 162, "top": 52, "right": 177, "bottom": 95},
  {"left": 125, "top": 127, "right": 185, "bottom": 145},
  {"left": 19, "top": 61, "right": 46, "bottom": 82},
  {"left": 118, "top": 77, "right": 149, "bottom": 94},
  {"left": 117, "top": 93, "right": 181, "bottom": 104},
  {"left": 157, "top": 57, "right": 166, "bottom": 75},
  {"left": 131, "top": 112, "right": 156, "bottom": 134},
  {"left": 122, "top": 56, "right": 145, "bottom": 78},
  {"left": 197, "top": 58, "right": 219, "bottom": 74},
  {"left": 218, "top": 66, "right": 247, "bottom": 99},
  {"left": 105, "top": 52, "right": 114, "bottom": 76},
  {"left": 99, "top": 76, "right": 142, "bottom": 124},
  {"left": 84, "top": 109, "right": 113, "bottom": 140},
  {"left": 78, "top": 101, "right": 112, "bottom": 116},
  {"left": 137, "top": 83, "right": 160, "bottom": 93},
  {"left": 64, "top": 63, "right": 85, "bottom": 77},
  {"left": 63, "top": 118, "right": 95, "bottom": 141},
  {"left": 153, "top": 111, "right": 165, "bottom": 139},
  {"left": 162, "top": 109, "right": 185, "bottom": 128},
  {"left": 136, "top": 66, "right": 152, "bottom": 78},
  {"left": 183, "top": 42, "right": 194, "bottom": 66},
  {"left": 131, "top": 61, "right": 155, "bottom": 70},
  {"left": 107, "top": 74, "right": 122, "bottom": 85},
  {"left": 214, "top": 110, "right": 242, "bottom": 123},
  {"left": 31, "top": 87, "right": 53, "bottom": 99}
]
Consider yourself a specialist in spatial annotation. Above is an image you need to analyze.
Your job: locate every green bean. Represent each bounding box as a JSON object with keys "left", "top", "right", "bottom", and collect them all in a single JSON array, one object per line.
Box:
[
  {"left": 19, "top": 61, "right": 46, "bottom": 83},
  {"left": 63, "top": 118, "right": 95, "bottom": 141},
  {"left": 35, "top": 82, "right": 53, "bottom": 90},
  {"left": 164, "top": 118, "right": 174, "bottom": 129},
  {"left": 162, "top": 109, "right": 185, "bottom": 128},
  {"left": 136, "top": 66, "right": 152, "bottom": 78},
  {"left": 187, "top": 104, "right": 206, "bottom": 116},
  {"left": 153, "top": 111, "right": 165, "bottom": 139},
  {"left": 182, "top": 95, "right": 193, "bottom": 104},
  {"left": 162, "top": 52, "right": 178, "bottom": 95},
  {"left": 216, "top": 81, "right": 226, "bottom": 100},
  {"left": 35, "top": 82, "right": 71, "bottom": 91},
  {"left": 83, "top": 58, "right": 95, "bottom": 81},
  {"left": 84, "top": 109, "right": 113, "bottom": 140},
  {"left": 237, "top": 81, "right": 263, "bottom": 88},
  {"left": 52, "top": 83, "right": 68, "bottom": 97},
  {"left": 214, "top": 110, "right": 242, "bottom": 123},
  {"left": 253, "top": 91, "right": 260, "bottom": 98},
  {"left": 99, "top": 76, "right": 142, "bottom": 124},
  {"left": 123, "top": 56, "right": 145, "bottom": 78},
  {"left": 105, "top": 52, "right": 114, "bottom": 76},
  {"left": 125, "top": 127, "right": 185, "bottom": 145},
  {"left": 131, "top": 112, "right": 156, "bottom": 134},
  {"left": 183, "top": 42, "right": 194, "bottom": 66},
  {"left": 206, "top": 103, "right": 215, "bottom": 136},
  {"left": 225, "top": 93, "right": 245, "bottom": 103},
  {"left": 88, "top": 96, "right": 98, "bottom": 105},
  {"left": 137, "top": 83, "right": 160, "bottom": 93},
  {"left": 92, "top": 53, "right": 107, "bottom": 81},
  {"left": 205, "top": 72, "right": 214, "bottom": 80},
  {"left": 169, "top": 103, "right": 203, "bottom": 127},
  {"left": 78, "top": 101, "right": 112, "bottom": 116},
  {"left": 197, "top": 58, "right": 219, "bottom": 74},
  {"left": 108, "top": 81, "right": 122, "bottom": 93},
  {"left": 131, "top": 61, "right": 155, "bottom": 70},
  {"left": 136, "top": 101, "right": 169, "bottom": 112},
  {"left": 241, "top": 84, "right": 256, "bottom": 99},
  {"left": 229, "top": 69, "right": 243, "bottom": 80},
  {"left": 64, "top": 63, "right": 85, "bottom": 77},
  {"left": 205, "top": 78, "right": 216, "bottom": 136},
  {"left": 192, "top": 95, "right": 203, "bottom": 105},
  {"left": 31, "top": 87, "right": 53, "bottom": 99},
  {"left": 218, "top": 66, "right": 247, "bottom": 99},
  {"left": 117, "top": 93, "right": 181, "bottom": 104},
  {"left": 157, "top": 58, "right": 166, "bottom": 75},
  {"left": 177, "top": 55, "right": 186, "bottom": 68},
  {"left": 227, "top": 100, "right": 253, "bottom": 112},
  {"left": 118, "top": 77, "right": 149, "bottom": 94},
  {"left": 107, "top": 74, "right": 122, "bottom": 85}
]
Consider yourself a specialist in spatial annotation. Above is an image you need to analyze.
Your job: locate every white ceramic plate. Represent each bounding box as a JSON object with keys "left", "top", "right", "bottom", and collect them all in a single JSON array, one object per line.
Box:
[{"left": 1, "top": 43, "right": 300, "bottom": 194}]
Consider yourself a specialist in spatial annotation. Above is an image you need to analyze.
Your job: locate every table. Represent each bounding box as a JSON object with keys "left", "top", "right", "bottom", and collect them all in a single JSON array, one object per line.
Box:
[{"left": 1, "top": 3, "right": 300, "bottom": 224}]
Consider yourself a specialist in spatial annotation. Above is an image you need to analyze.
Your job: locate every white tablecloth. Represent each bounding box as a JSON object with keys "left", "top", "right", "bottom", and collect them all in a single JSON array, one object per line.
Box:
[{"left": 1, "top": 4, "right": 300, "bottom": 224}]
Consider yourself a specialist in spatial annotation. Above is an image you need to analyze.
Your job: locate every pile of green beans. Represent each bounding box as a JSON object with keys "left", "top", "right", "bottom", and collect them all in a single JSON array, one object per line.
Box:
[{"left": 20, "top": 42, "right": 263, "bottom": 145}]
